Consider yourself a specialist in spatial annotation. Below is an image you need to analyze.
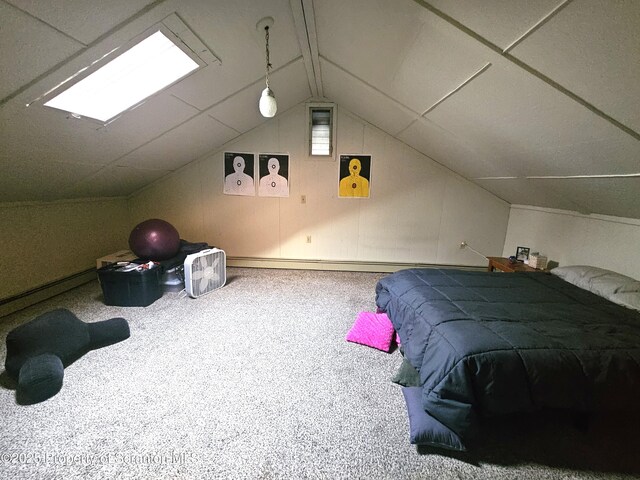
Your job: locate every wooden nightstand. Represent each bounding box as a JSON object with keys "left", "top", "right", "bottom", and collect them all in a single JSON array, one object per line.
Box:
[{"left": 487, "top": 256, "right": 539, "bottom": 273}]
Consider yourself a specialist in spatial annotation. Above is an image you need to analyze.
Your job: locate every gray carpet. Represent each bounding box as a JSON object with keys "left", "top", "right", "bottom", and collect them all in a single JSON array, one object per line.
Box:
[{"left": 1, "top": 267, "right": 639, "bottom": 479}]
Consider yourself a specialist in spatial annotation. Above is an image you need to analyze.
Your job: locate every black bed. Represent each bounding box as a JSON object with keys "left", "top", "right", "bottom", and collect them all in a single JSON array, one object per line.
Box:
[{"left": 375, "top": 268, "right": 640, "bottom": 450}]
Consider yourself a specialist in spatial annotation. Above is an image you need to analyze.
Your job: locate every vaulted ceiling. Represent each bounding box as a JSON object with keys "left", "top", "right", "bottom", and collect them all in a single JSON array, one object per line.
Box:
[{"left": 1, "top": 0, "right": 638, "bottom": 218}]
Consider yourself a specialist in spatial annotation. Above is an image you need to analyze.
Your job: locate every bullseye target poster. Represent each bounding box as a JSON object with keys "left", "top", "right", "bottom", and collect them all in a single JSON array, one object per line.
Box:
[
  {"left": 339, "top": 155, "right": 371, "bottom": 198},
  {"left": 258, "top": 153, "right": 289, "bottom": 197},
  {"left": 223, "top": 152, "right": 255, "bottom": 196}
]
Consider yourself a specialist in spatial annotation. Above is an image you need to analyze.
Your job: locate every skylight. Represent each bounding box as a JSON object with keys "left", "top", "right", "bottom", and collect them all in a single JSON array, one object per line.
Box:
[{"left": 44, "top": 30, "right": 200, "bottom": 122}]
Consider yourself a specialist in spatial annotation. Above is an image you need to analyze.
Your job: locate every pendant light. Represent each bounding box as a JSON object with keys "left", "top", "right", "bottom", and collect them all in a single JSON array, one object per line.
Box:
[{"left": 258, "top": 18, "right": 277, "bottom": 118}]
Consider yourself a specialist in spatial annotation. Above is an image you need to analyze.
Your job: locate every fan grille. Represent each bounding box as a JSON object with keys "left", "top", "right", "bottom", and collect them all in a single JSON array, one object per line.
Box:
[{"left": 185, "top": 249, "right": 226, "bottom": 298}]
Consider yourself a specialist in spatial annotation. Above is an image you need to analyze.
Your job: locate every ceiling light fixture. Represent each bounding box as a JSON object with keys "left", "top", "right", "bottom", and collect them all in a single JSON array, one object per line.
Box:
[{"left": 258, "top": 17, "right": 277, "bottom": 118}]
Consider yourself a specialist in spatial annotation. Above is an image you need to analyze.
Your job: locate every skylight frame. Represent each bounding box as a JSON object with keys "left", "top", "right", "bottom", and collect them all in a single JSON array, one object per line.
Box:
[{"left": 40, "top": 24, "right": 207, "bottom": 125}]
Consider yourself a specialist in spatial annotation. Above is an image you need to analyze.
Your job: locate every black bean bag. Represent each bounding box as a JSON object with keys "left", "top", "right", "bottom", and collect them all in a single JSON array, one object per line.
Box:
[{"left": 4, "top": 308, "right": 129, "bottom": 404}]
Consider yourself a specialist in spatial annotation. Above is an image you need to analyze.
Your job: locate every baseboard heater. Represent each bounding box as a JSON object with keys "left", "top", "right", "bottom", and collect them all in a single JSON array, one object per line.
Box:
[
  {"left": 0, "top": 259, "right": 484, "bottom": 318},
  {"left": 0, "top": 268, "right": 96, "bottom": 318},
  {"left": 226, "top": 257, "right": 484, "bottom": 273}
]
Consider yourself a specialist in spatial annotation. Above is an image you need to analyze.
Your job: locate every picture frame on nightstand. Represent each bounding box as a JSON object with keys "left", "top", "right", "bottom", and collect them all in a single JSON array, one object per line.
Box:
[{"left": 515, "top": 246, "right": 530, "bottom": 263}]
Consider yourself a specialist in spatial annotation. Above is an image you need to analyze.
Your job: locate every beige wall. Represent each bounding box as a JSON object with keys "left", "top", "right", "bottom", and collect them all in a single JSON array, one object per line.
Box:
[
  {"left": 503, "top": 205, "right": 640, "bottom": 279},
  {"left": 129, "top": 103, "right": 510, "bottom": 267},
  {"left": 0, "top": 198, "right": 129, "bottom": 299},
  {"left": 5, "top": 104, "right": 635, "bottom": 305}
]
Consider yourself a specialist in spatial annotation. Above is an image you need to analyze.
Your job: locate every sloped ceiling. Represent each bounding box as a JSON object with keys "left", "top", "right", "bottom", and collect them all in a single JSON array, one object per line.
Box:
[{"left": 1, "top": 0, "right": 638, "bottom": 219}]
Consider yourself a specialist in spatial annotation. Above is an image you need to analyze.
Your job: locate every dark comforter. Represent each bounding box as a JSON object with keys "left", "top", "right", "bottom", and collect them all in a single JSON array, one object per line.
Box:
[{"left": 376, "top": 268, "right": 640, "bottom": 443}]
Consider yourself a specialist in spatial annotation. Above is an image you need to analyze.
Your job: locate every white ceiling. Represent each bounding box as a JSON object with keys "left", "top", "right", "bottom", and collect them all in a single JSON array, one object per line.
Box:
[{"left": 1, "top": 0, "right": 638, "bottom": 219}]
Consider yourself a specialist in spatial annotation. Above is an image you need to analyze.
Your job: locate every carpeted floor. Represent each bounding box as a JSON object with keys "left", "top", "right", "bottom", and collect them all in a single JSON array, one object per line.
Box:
[{"left": 1, "top": 267, "right": 639, "bottom": 479}]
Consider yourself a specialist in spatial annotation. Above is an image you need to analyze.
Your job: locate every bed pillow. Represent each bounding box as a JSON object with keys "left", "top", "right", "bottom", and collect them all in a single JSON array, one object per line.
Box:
[
  {"left": 587, "top": 271, "right": 639, "bottom": 296},
  {"left": 391, "top": 358, "right": 421, "bottom": 387},
  {"left": 401, "top": 387, "right": 466, "bottom": 451},
  {"left": 609, "top": 292, "right": 640, "bottom": 312},
  {"left": 551, "top": 265, "right": 640, "bottom": 308},
  {"left": 346, "top": 312, "right": 395, "bottom": 352},
  {"left": 617, "top": 280, "right": 640, "bottom": 293},
  {"left": 551, "top": 265, "right": 601, "bottom": 287}
]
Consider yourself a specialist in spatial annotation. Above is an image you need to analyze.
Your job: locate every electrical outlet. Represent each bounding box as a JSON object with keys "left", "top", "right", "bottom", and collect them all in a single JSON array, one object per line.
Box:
[
  {"left": 301, "top": 195, "right": 306, "bottom": 204},
  {"left": 306, "top": 235, "right": 312, "bottom": 243}
]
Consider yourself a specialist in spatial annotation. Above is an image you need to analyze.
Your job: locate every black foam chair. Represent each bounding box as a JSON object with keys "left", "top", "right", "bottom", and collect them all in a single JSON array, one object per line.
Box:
[{"left": 4, "top": 308, "right": 130, "bottom": 404}]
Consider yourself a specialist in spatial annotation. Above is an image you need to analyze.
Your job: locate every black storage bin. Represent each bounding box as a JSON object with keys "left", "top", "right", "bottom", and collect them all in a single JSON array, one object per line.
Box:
[{"left": 97, "top": 264, "right": 162, "bottom": 307}]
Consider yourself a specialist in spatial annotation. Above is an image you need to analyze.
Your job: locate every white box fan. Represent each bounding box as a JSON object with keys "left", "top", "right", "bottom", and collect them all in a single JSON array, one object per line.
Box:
[{"left": 184, "top": 248, "right": 226, "bottom": 298}]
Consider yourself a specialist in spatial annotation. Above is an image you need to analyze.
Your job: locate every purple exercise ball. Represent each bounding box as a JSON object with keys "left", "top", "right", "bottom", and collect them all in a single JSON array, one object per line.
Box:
[{"left": 128, "top": 219, "right": 180, "bottom": 260}]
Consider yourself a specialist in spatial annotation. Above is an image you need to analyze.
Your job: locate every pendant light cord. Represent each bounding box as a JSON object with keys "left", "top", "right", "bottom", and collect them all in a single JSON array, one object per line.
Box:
[{"left": 265, "top": 26, "right": 272, "bottom": 89}]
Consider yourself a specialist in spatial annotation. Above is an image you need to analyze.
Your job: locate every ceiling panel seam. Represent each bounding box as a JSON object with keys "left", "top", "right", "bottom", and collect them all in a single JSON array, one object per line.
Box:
[
  {"left": 421, "top": 63, "right": 492, "bottom": 116},
  {"left": 65, "top": 163, "right": 171, "bottom": 197},
  {"left": 168, "top": 93, "right": 204, "bottom": 112},
  {"left": 198, "top": 56, "right": 304, "bottom": 115},
  {"left": 206, "top": 115, "right": 242, "bottom": 134},
  {"left": 125, "top": 99, "right": 314, "bottom": 199},
  {"left": 502, "top": 0, "right": 574, "bottom": 53},
  {"left": 0, "top": 197, "right": 127, "bottom": 209},
  {"left": 0, "top": 0, "right": 168, "bottom": 108},
  {"left": 320, "top": 54, "right": 479, "bottom": 139},
  {"left": 66, "top": 165, "right": 112, "bottom": 193},
  {"left": 104, "top": 96, "right": 309, "bottom": 191},
  {"left": 103, "top": 111, "right": 222, "bottom": 168},
  {"left": 394, "top": 119, "right": 418, "bottom": 138},
  {"left": 99, "top": 107, "right": 240, "bottom": 173},
  {"left": 320, "top": 55, "right": 421, "bottom": 118},
  {"left": 396, "top": 67, "right": 490, "bottom": 139},
  {"left": 511, "top": 205, "right": 640, "bottom": 226},
  {"left": 339, "top": 104, "right": 511, "bottom": 205},
  {"left": 5, "top": 0, "right": 86, "bottom": 45},
  {"left": 480, "top": 179, "right": 589, "bottom": 213},
  {"left": 477, "top": 174, "right": 640, "bottom": 180},
  {"left": 410, "top": 0, "right": 640, "bottom": 142},
  {"left": 65, "top": 100, "right": 242, "bottom": 181},
  {"left": 526, "top": 173, "right": 640, "bottom": 179}
]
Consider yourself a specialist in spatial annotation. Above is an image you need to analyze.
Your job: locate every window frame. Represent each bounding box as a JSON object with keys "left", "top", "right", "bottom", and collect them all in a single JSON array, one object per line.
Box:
[{"left": 307, "top": 102, "right": 337, "bottom": 159}]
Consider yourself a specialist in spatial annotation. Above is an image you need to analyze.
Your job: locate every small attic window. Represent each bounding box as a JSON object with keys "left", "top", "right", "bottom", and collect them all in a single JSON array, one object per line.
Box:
[
  {"left": 308, "top": 103, "right": 336, "bottom": 157},
  {"left": 43, "top": 30, "right": 200, "bottom": 123}
]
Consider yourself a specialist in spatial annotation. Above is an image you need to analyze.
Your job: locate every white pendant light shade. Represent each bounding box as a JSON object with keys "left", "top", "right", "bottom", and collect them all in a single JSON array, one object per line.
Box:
[
  {"left": 259, "top": 87, "right": 277, "bottom": 117},
  {"left": 257, "top": 18, "right": 277, "bottom": 118}
]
